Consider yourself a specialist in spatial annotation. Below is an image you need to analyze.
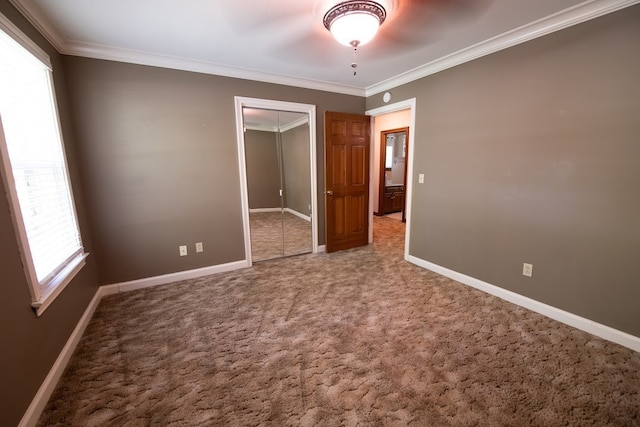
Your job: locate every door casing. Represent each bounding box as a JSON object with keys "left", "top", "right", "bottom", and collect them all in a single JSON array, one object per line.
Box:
[
  {"left": 378, "top": 126, "right": 409, "bottom": 220},
  {"left": 234, "top": 96, "right": 318, "bottom": 265},
  {"left": 366, "top": 98, "right": 417, "bottom": 259}
]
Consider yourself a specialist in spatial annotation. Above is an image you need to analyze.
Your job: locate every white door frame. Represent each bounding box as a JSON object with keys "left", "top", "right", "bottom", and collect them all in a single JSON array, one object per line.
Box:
[
  {"left": 365, "top": 98, "right": 417, "bottom": 260},
  {"left": 234, "top": 96, "right": 318, "bottom": 265}
]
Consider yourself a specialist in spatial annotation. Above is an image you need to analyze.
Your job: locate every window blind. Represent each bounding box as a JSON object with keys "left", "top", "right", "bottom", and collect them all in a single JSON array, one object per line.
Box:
[{"left": 0, "top": 29, "right": 83, "bottom": 286}]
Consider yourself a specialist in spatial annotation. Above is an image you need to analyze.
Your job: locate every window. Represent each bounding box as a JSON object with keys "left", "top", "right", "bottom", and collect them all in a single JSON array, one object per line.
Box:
[
  {"left": 0, "top": 14, "right": 87, "bottom": 316},
  {"left": 385, "top": 145, "right": 393, "bottom": 169}
]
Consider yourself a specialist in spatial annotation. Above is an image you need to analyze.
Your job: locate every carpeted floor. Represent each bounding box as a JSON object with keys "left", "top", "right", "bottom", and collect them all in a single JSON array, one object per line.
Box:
[
  {"left": 38, "top": 217, "right": 640, "bottom": 426},
  {"left": 250, "top": 211, "right": 312, "bottom": 262}
]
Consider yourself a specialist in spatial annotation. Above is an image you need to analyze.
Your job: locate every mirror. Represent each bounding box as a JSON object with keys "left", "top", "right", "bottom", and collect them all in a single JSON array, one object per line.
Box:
[
  {"left": 378, "top": 127, "right": 409, "bottom": 220},
  {"left": 385, "top": 131, "right": 406, "bottom": 186},
  {"left": 242, "top": 108, "right": 313, "bottom": 262}
]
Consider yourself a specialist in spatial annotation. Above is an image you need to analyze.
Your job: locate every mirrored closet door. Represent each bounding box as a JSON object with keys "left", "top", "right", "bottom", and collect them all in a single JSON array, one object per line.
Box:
[{"left": 242, "top": 107, "right": 313, "bottom": 262}]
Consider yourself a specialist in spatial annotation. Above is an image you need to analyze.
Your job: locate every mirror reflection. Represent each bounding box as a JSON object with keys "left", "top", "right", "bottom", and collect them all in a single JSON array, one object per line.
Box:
[
  {"left": 385, "top": 131, "right": 406, "bottom": 187},
  {"left": 243, "top": 108, "right": 312, "bottom": 262},
  {"left": 378, "top": 127, "right": 408, "bottom": 220}
]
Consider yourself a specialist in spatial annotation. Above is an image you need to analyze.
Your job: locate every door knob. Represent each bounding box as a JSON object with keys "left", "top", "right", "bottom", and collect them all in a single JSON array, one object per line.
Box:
[{"left": 326, "top": 190, "right": 333, "bottom": 195}]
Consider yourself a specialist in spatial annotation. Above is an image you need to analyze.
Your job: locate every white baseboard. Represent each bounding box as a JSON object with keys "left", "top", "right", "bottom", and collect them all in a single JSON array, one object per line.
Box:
[
  {"left": 249, "top": 207, "right": 311, "bottom": 222},
  {"left": 23, "top": 253, "right": 636, "bottom": 427},
  {"left": 284, "top": 207, "right": 311, "bottom": 222},
  {"left": 249, "top": 208, "right": 281, "bottom": 213},
  {"left": 406, "top": 255, "right": 640, "bottom": 353},
  {"left": 107, "top": 260, "right": 250, "bottom": 294},
  {"left": 19, "top": 259, "right": 249, "bottom": 426},
  {"left": 18, "top": 287, "right": 104, "bottom": 427},
  {"left": 317, "top": 245, "right": 326, "bottom": 253}
]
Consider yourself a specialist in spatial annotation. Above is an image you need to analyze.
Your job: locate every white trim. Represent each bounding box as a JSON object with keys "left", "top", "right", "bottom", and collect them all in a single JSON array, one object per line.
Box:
[
  {"left": 107, "top": 260, "right": 249, "bottom": 294},
  {"left": 18, "top": 287, "right": 104, "bottom": 427},
  {"left": 406, "top": 255, "right": 640, "bottom": 353},
  {"left": 245, "top": 115, "right": 309, "bottom": 133},
  {"left": 307, "top": 107, "right": 319, "bottom": 253},
  {"left": 249, "top": 207, "right": 282, "bottom": 213},
  {"left": 10, "top": 0, "right": 639, "bottom": 97},
  {"left": 365, "top": 98, "right": 417, "bottom": 260},
  {"left": 18, "top": 253, "right": 638, "bottom": 426},
  {"left": 67, "top": 42, "right": 365, "bottom": 96},
  {"left": 33, "top": 253, "right": 89, "bottom": 316},
  {"left": 10, "top": 0, "right": 363, "bottom": 96},
  {"left": 285, "top": 207, "right": 311, "bottom": 222},
  {"left": 0, "top": 10, "right": 51, "bottom": 68},
  {"left": 18, "top": 258, "right": 250, "bottom": 426},
  {"left": 365, "top": 0, "right": 640, "bottom": 96},
  {"left": 0, "top": 76, "right": 87, "bottom": 316},
  {"left": 6, "top": 0, "right": 65, "bottom": 54},
  {"left": 244, "top": 124, "right": 279, "bottom": 133},
  {"left": 248, "top": 207, "right": 311, "bottom": 222},
  {"left": 235, "top": 99, "right": 254, "bottom": 265},
  {"left": 235, "top": 97, "right": 318, "bottom": 267},
  {"left": 280, "top": 115, "right": 309, "bottom": 133}
]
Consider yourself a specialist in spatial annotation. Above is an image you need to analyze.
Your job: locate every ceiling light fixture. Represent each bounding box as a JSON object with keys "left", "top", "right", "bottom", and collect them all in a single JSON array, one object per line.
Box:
[{"left": 323, "top": 0, "right": 387, "bottom": 75}]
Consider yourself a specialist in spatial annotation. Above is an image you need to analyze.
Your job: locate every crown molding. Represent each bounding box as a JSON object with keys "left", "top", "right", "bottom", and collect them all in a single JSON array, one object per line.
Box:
[
  {"left": 365, "top": 0, "right": 640, "bottom": 96},
  {"left": 10, "top": 0, "right": 639, "bottom": 98},
  {"left": 244, "top": 115, "right": 308, "bottom": 133},
  {"left": 244, "top": 125, "right": 279, "bottom": 133},
  {"left": 66, "top": 41, "right": 366, "bottom": 96},
  {"left": 8, "top": 0, "right": 66, "bottom": 52},
  {"left": 9, "top": 0, "right": 365, "bottom": 96},
  {"left": 280, "top": 115, "right": 309, "bottom": 132},
  {"left": 0, "top": 9, "right": 50, "bottom": 67}
]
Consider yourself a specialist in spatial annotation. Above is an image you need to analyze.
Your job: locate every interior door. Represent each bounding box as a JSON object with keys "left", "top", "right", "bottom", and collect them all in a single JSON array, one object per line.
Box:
[{"left": 324, "top": 111, "right": 370, "bottom": 253}]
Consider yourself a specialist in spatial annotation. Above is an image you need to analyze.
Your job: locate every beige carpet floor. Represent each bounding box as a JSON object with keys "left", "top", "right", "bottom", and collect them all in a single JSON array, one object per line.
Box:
[{"left": 39, "top": 217, "right": 640, "bottom": 426}]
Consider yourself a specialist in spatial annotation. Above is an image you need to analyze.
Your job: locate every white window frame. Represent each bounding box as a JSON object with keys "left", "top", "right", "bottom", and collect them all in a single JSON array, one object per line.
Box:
[{"left": 0, "top": 12, "right": 88, "bottom": 316}]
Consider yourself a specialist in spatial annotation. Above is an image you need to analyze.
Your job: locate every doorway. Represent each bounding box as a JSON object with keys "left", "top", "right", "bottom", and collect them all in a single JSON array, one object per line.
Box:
[
  {"left": 366, "top": 98, "right": 416, "bottom": 259},
  {"left": 235, "top": 97, "right": 318, "bottom": 265},
  {"left": 377, "top": 127, "right": 409, "bottom": 222}
]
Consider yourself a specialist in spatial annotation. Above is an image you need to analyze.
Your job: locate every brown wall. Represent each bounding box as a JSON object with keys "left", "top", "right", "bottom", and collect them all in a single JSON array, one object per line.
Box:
[
  {"left": 245, "top": 130, "right": 281, "bottom": 209},
  {"left": 62, "top": 56, "right": 364, "bottom": 285},
  {"left": 0, "top": 2, "right": 100, "bottom": 426},
  {"left": 367, "top": 5, "right": 640, "bottom": 336}
]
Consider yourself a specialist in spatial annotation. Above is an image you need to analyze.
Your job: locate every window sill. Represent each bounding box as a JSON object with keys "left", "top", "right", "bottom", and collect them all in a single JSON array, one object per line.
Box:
[{"left": 31, "top": 252, "right": 89, "bottom": 316}]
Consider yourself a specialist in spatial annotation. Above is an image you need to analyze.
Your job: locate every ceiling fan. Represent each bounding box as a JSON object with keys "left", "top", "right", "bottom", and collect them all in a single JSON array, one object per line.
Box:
[{"left": 226, "top": 0, "right": 491, "bottom": 72}]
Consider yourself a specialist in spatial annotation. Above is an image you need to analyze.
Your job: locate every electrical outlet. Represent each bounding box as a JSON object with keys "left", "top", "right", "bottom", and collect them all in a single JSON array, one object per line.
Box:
[
  {"left": 522, "top": 263, "right": 533, "bottom": 277},
  {"left": 179, "top": 245, "right": 187, "bottom": 256},
  {"left": 195, "top": 242, "right": 204, "bottom": 253}
]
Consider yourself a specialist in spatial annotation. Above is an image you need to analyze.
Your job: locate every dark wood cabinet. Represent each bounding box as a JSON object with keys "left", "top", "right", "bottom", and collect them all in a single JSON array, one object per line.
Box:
[{"left": 382, "top": 185, "right": 404, "bottom": 214}]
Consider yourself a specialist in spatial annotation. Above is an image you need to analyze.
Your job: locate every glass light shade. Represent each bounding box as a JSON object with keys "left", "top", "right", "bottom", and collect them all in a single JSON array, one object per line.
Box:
[{"left": 329, "top": 12, "right": 381, "bottom": 47}]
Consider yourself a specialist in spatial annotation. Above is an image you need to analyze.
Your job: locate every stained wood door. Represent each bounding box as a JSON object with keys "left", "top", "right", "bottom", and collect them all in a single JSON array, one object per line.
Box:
[{"left": 324, "top": 111, "right": 370, "bottom": 253}]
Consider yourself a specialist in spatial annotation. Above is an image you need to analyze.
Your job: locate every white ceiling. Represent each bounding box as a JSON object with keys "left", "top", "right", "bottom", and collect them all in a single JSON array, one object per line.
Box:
[{"left": 8, "top": 0, "right": 638, "bottom": 96}]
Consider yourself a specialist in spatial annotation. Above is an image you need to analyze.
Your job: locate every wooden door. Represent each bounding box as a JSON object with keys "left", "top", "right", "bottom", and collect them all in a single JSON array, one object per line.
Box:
[{"left": 324, "top": 111, "right": 370, "bottom": 253}]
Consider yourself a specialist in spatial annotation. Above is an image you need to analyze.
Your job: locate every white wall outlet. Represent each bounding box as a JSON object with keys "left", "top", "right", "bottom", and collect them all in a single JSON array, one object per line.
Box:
[
  {"left": 418, "top": 173, "right": 425, "bottom": 184},
  {"left": 195, "top": 242, "right": 204, "bottom": 253},
  {"left": 523, "top": 263, "right": 533, "bottom": 277},
  {"left": 179, "top": 245, "right": 188, "bottom": 256}
]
